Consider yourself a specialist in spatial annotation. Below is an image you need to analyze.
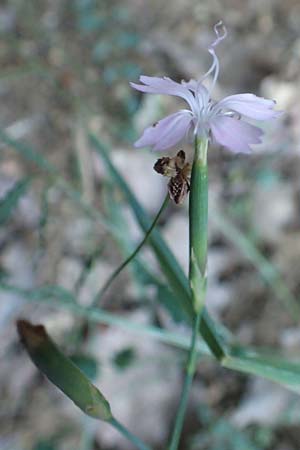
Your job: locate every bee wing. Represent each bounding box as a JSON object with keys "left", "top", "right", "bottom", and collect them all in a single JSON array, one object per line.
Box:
[
  {"left": 175, "top": 150, "right": 186, "bottom": 169},
  {"left": 168, "top": 174, "right": 189, "bottom": 205}
]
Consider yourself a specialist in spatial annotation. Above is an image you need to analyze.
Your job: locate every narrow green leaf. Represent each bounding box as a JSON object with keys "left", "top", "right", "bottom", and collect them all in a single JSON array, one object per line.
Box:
[
  {"left": 6, "top": 283, "right": 300, "bottom": 392},
  {"left": 223, "top": 346, "right": 300, "bottom": 393},
  {"left": 1, "top": 282, "right": 210, "bottom": 356},
  {"left": 156, "top": 284, "right": 186, "bottom": 323},
  {"left": 24, "top": 284, "right": 76, "bottom": 304},
  {"left": 0, "top": 177, "right": 31, "bottom": 225},
  {"left": 17, "top": 320, "right": 112, "bottom": 420}
]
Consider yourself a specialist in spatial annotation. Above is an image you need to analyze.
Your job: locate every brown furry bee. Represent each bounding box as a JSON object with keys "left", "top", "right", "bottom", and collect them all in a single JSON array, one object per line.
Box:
[{"left": 154, "top": 150, "right": 191, "bottom": 204}]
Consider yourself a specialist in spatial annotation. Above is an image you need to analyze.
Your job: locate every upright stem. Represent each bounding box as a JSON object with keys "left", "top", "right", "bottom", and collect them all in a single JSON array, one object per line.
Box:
[
  {"left": 167, "top": 311, "right": 202, "bottom": 450},
  {"left": 189, "top": 136, "right": 208, "bottom": 313},
  {"left": 168, "top": 137, "right": 208, "bottom": 450}
]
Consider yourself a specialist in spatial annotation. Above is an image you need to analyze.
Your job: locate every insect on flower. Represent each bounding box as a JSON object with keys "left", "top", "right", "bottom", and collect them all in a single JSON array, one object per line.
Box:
[
  {"left": 130, "top": 22, "right": 282, "bottom": 154},
  {"left": 154, "top": 150, "right": 191, "bottom": 204}
]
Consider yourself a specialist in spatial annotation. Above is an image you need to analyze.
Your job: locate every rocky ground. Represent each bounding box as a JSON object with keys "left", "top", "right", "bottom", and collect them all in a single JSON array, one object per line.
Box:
[{"left": 1, "top": 1, "right": 300, "bottom": 449}]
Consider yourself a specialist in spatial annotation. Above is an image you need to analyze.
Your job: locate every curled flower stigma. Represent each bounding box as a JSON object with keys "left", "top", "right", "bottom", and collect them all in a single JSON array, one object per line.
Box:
[{"left": 199, "top": 20, "right": 227, "bottom": 94}]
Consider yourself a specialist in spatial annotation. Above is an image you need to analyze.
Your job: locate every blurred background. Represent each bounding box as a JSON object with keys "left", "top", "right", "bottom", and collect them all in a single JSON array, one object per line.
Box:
[{"left": 1, "top": 0, "right": 300, "bottom": 449}]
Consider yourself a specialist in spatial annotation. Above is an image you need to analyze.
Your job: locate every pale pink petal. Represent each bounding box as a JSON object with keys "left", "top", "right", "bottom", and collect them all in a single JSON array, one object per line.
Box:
[
  {"left": 130, "top": 76, "right": 197, "bottom": 111},
  {"left": 134, "top": 110, "right": 193, "bottom": 151},
  {"left": 215, "top": 93, "right": 282, "bottom": 120},
  {"left": 210, "top": 115, "right": 263, "bottom": 153}
]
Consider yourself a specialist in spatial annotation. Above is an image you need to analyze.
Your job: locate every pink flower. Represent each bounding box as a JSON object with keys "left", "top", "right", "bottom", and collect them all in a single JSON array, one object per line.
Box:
[{"left": 130, "top": 22, "right": 281, "bottom": 154}]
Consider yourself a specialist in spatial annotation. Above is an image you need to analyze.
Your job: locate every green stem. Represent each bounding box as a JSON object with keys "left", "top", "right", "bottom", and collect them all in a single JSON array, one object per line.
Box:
[
  {"left": 168, "top": 310, "right": 202, "bottom": 450},
  {"left": 93, "top": 194, "right": 169, "bottom": 306},
  {"left": 110, "top": 417, "right": 152, "bottom": 450},
  {"left": 189, "top": 136, "right": 208, "bottom": 312},
  {"left": 168, "top": 137, "right": 208, "bottom": 450}
]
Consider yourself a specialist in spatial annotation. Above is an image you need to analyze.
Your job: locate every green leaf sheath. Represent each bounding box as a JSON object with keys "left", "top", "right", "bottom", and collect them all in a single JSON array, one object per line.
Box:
[
  {"left": 189, "top": 138, "right": 208, "bottom": 277},
  {"left": 89, "top": 133, "right": 226, "bottom": 360},
  {"left": 189, "top": 138, "right": 208, "bottom": 313},
  {"left": 17, "top": 320, "right": 112, "bottom": 421}
]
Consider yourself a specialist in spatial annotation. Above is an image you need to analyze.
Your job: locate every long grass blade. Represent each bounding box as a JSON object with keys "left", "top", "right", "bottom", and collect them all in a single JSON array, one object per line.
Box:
[
  {"left": 0, "top": 282, "right": 210, "bottom": 355},
  {"left": 223, "top": 346, "right": 300, "bottom": 393},
  {"left": 5, "top": 282, "right": 300, "bottom": 393}
]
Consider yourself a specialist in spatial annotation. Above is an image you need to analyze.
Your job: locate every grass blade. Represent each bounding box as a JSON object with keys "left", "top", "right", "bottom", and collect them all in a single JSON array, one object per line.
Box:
[
  {"left": 0, "top": 282, "right": 210, "bottom": 355},
  {"left": 8, "top": 282, "right": 300, "bottom": 393},
  {"left": 223, "top": 346, "right": 300, "bottom": 393}
]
